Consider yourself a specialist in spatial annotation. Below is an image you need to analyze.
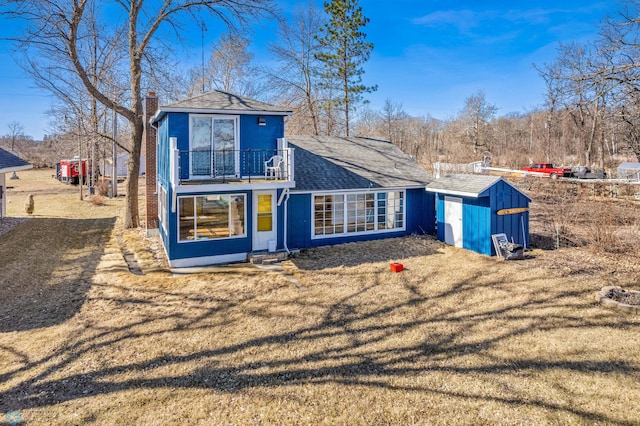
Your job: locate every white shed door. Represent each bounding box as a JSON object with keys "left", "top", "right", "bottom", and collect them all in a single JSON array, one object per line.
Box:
[{"left": 444, "top": 196, "right": 463, "bottom": 247}]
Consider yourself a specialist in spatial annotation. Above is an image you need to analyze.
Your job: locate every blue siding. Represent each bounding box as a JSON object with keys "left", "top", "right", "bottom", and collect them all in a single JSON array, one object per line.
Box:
[
  {"left": 162, "top": 112, "right": 284, "bottom": 180},
  {"left": 462, "top": 196, "right": 491, "bottom": 255},
  {"left": 489, "top": 180, "right": 529, "bottom": 253},
  {"left": 164, "top": 189, "right": 252, "bottom": 263},
  {"left": 287, "top": 193, "right": 312, "bottom": 248},
  {"left": 286, "top": 188, "right": 435, "bottom": 250},
  {"left": 433, "top": 179, "right": 530, "bottom": 256},
  {"left": 239, "top": 115, "right": 284, "bottom": 152}
]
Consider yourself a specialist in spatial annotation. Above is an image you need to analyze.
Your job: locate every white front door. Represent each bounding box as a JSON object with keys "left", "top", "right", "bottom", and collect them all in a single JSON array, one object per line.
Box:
[
  {"left": 444, "top": 196, "right": 463, "bottom": 247},
  {"left": 253, "top": 190, "right": 277, "bottom": 251}
]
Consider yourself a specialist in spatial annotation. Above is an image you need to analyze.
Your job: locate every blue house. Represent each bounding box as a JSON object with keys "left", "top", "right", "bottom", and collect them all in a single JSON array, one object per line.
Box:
[
  {"left": 148, "top": 91, "right": 435, "bottom": 267},
  {"left": 426, "top": 174, "right": 531, "bottom": 256},
  {"left": 285, "top": 135, "right": 434, "bottom": 249}
]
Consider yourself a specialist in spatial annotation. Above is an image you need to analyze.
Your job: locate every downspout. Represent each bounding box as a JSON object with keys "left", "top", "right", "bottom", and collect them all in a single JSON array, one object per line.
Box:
[
  {"left": 149, "top": 120, "right": 158, "bottom": 197},
  {"left": 278, "top": 188, "right": 291, "bottom": 254}
]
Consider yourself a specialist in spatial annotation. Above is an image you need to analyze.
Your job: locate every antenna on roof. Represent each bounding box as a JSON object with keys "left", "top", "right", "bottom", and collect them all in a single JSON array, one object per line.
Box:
[{"left": 201, "top": 21, "right": 207, "bottom": 94}]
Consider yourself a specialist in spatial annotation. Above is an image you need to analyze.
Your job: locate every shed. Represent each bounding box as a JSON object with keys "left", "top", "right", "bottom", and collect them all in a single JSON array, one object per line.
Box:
[
  {"left": 426, "top": 174, "right": 530, "bottom": 256},
  {"left": 617, "top": 162, "right": 640, "bottom": 181}
]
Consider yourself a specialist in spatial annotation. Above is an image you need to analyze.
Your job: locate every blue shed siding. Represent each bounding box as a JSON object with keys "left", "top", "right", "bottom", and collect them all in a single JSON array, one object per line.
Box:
[
  {"left": 286, "top": 188, "right": 434, "bottom": 250},
  {"left": 489, "top": 180, "right": 529, "bottom": 253},
  {"left": 461, "top": 196, "right": 491, "bottom": 255},
  {"left": 433, "top": 179, "right": 530, "bottom": 256}
]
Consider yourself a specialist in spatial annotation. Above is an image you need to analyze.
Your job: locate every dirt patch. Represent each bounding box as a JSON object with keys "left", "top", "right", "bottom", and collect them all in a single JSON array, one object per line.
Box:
[{"left": 603, "top": 287, "right": 640, "bottom": 305}]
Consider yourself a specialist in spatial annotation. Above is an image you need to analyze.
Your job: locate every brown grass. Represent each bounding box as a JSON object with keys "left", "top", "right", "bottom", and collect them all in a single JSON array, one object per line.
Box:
[{"left": 1, "top": 169, "right": 639, "bottom": 425}]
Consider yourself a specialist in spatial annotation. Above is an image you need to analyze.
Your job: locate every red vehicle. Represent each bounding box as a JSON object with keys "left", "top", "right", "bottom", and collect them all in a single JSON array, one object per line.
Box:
[
  {"left": 56, "top": 158, "right": 92, "bottom": 185},
  {"left": 520, "top": 163, "right": 572, "bottom": 179}
]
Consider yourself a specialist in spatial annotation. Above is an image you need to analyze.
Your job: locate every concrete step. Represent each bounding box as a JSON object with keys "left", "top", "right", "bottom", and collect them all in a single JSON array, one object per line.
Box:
[{"left": 248, "top": 250, "right": 289, "bottom": 265}]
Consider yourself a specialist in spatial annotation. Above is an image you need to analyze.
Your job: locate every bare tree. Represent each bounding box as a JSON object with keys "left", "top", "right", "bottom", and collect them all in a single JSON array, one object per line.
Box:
[
  {"left": 266, "top": 5, "right": 325, "bottom": 135},
  {"left": 190, "top": 32, "right": 263, "bottom": 98},
  {"left": 2, "top": 0, "right": 273, "bottom": 228},
  {"left": 7, "top": 121, "right": 24, "bottom": 153},
  {"left": 458, "top": 90, "right": 497, "bottom": 155}
]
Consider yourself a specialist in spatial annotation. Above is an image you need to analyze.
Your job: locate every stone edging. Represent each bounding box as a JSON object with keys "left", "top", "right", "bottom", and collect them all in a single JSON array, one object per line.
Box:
[{"left": 597, "top": 286, "right": 640, "bottom": 314}]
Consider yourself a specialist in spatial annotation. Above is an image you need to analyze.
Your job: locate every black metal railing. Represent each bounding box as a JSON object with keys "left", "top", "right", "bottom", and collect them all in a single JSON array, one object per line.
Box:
[{"left": 178, "top": 149, "right": 291, "bottom": 183}]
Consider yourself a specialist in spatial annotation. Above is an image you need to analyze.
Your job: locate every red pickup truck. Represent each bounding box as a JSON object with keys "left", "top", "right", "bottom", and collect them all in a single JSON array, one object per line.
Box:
[{"left": 520, "top": 163, "right": 572, "bottom": 179}]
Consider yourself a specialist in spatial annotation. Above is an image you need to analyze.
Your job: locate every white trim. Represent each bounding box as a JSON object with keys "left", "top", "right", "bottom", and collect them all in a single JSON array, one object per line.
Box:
[
  {"left": 252, "top": 189, "right": 277, "bottom": 251},
  {"left": 151, "top": 109, "right": 291, "bottom": 124},
  {"left": 188, "top": 114, "right": 240, "bottom": 179},
  {"left": 426, "top": 188, "right": 480, "bottom": 198},
  {"left": 176, "top": 193, "right": 247, "bottom": 243},
  {"left": 175, "top": 181, "right": 295, "bottom": 193},
  {"left": 169, "top": 252, "right": 247, "bottom": 267},
  {"left": 291, "top": 185, "right": 422, "bottom": 195},
  {"left": 311, "top": 190, "right": 406, "bottom": 240},
  {"left": 0, "top": 164, "right": 33, "bottom": 174}
]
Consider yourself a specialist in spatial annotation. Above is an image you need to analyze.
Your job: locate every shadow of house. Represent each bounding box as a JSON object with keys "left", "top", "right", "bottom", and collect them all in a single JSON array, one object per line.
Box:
[{"left": 0, "top": 217, "right": 116, "bottom": 332}]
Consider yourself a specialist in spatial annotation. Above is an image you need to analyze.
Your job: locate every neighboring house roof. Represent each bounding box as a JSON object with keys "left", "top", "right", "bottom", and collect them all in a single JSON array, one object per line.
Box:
[
  {"left": 151, "top": 90, "right": 292, "bottom": 123},
  {"left": 0, "top": 148, "right": 32, "bottom": 174},
  {"left": 617, "top": 162, "right": 640, "bottom": 171},
  {"left": 287, "top": 135, "right": 432, "bottom": 192},
  {"left": 426, "top": 173, "right": 531, "bottom": 200}
]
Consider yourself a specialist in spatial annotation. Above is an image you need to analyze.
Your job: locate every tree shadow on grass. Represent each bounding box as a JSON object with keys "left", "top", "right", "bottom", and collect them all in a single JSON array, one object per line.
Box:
[
  {"left": 0, "top": 217, "right": 116, "bottom": 332},
  {"left": 0, "top": 243, "right": 638, "bottom": 424}
]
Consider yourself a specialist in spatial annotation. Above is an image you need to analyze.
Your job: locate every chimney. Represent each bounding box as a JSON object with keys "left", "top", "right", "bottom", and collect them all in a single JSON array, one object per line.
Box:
[{"left": 144, "top": 91, "right": 159, "bottom": 232}]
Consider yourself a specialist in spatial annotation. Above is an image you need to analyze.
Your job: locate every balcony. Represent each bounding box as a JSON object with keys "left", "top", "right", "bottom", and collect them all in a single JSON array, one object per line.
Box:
[{"left": 173, "top": 148, "right": 294, "bottom": 185}]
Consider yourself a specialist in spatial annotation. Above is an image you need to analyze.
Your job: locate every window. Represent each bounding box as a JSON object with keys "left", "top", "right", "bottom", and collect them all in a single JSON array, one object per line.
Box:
[
  {"left": 314, "top": 194, "right": 344, "bottom": 236},
  {"left": 178, "top": 194, "right": 246, "bottom": 241},
  {"left": 190, "top": 115, "right": 237, "bottom": 177},
  {"left": 313, "top": 190, "right": 405, "bottom": 238}
]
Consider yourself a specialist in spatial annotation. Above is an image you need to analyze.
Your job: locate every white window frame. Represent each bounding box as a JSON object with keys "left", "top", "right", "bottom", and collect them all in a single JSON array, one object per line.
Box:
[
  {"left": 312, "top": 190, "right": 406, "bottom": 239},
  {"left": 188, "top": 114, "right": 240, "bottom": 179},
  {"left": 158, "top": 185, "right": 168, "bottom": 234},
  {"left": 177, "top": 193, "right": 247, "bottom": 243}
]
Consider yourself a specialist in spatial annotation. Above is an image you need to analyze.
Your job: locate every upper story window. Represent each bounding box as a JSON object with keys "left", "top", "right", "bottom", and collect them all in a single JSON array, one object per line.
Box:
[{"left": 190, "top": 115, "right": 239, "bottom": 178}]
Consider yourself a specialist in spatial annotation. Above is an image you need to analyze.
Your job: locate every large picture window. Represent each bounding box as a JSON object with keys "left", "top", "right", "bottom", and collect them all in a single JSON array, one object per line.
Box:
[
  {"left": 313, "top": 191, "right": 405, "bottom": 238},
  {"left": 190, "top": 115, "right": 238, "bottom": 177},
  {"left": 179, "top": 194, "right": 246, "bottom": 242}
]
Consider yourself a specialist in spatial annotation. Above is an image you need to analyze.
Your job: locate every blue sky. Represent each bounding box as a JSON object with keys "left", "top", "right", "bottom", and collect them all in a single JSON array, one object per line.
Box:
[{"left": 0, "top": 0, "right": 618, "bottom": 140}]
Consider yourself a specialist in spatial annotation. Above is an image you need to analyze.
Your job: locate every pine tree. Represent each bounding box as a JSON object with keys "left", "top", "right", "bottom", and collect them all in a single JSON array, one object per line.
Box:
[{"left": 316, "top": 0, "right": 376, "bottom": 137}]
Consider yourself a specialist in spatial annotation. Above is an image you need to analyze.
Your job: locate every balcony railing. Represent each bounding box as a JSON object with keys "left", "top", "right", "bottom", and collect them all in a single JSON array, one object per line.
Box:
[{"left": 176, "top": 148, "right": 293, "bottom": 184}]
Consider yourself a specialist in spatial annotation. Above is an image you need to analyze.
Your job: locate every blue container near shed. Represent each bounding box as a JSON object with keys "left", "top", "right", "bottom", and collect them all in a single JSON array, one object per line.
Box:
[{"left": 426, "top": 174, "right": 531, "bottom": 256}]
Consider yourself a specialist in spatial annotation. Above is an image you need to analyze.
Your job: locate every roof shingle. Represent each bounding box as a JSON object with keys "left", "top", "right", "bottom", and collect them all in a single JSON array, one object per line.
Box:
[
  {"left": 160, "top": 90, "right": 292, "bottom": 114},
  {"left": 0, "top": 148, "right": 31, "bottom": 174},
  {"left": 287, "top": 136, "right": 432, "bottom": 191}
]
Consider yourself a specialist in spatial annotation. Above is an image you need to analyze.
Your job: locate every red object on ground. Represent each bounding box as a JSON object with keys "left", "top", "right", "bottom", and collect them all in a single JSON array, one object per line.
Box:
[{"left": 390, "top": 262, "right": 404, "bottom": 272}]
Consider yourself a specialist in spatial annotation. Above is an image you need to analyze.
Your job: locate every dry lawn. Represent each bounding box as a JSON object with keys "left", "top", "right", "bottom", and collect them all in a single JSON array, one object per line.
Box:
[{"left": 1, "top": 169, "right": 639, "bottom": 425}]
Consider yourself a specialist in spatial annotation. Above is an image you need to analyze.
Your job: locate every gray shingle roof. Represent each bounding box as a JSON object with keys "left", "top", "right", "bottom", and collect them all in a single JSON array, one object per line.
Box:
[
  {"left": 158, "top": 90, "right": 292, "bottom": 115},
  {"left": 287, "top": 136, "right": 432, "bottom": 191},
  {"left": 426, "top": 174, "right": 508, "bottom": 197},
  {"left": 0, "top": 148, "right": 31, "bottom": 173}
]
